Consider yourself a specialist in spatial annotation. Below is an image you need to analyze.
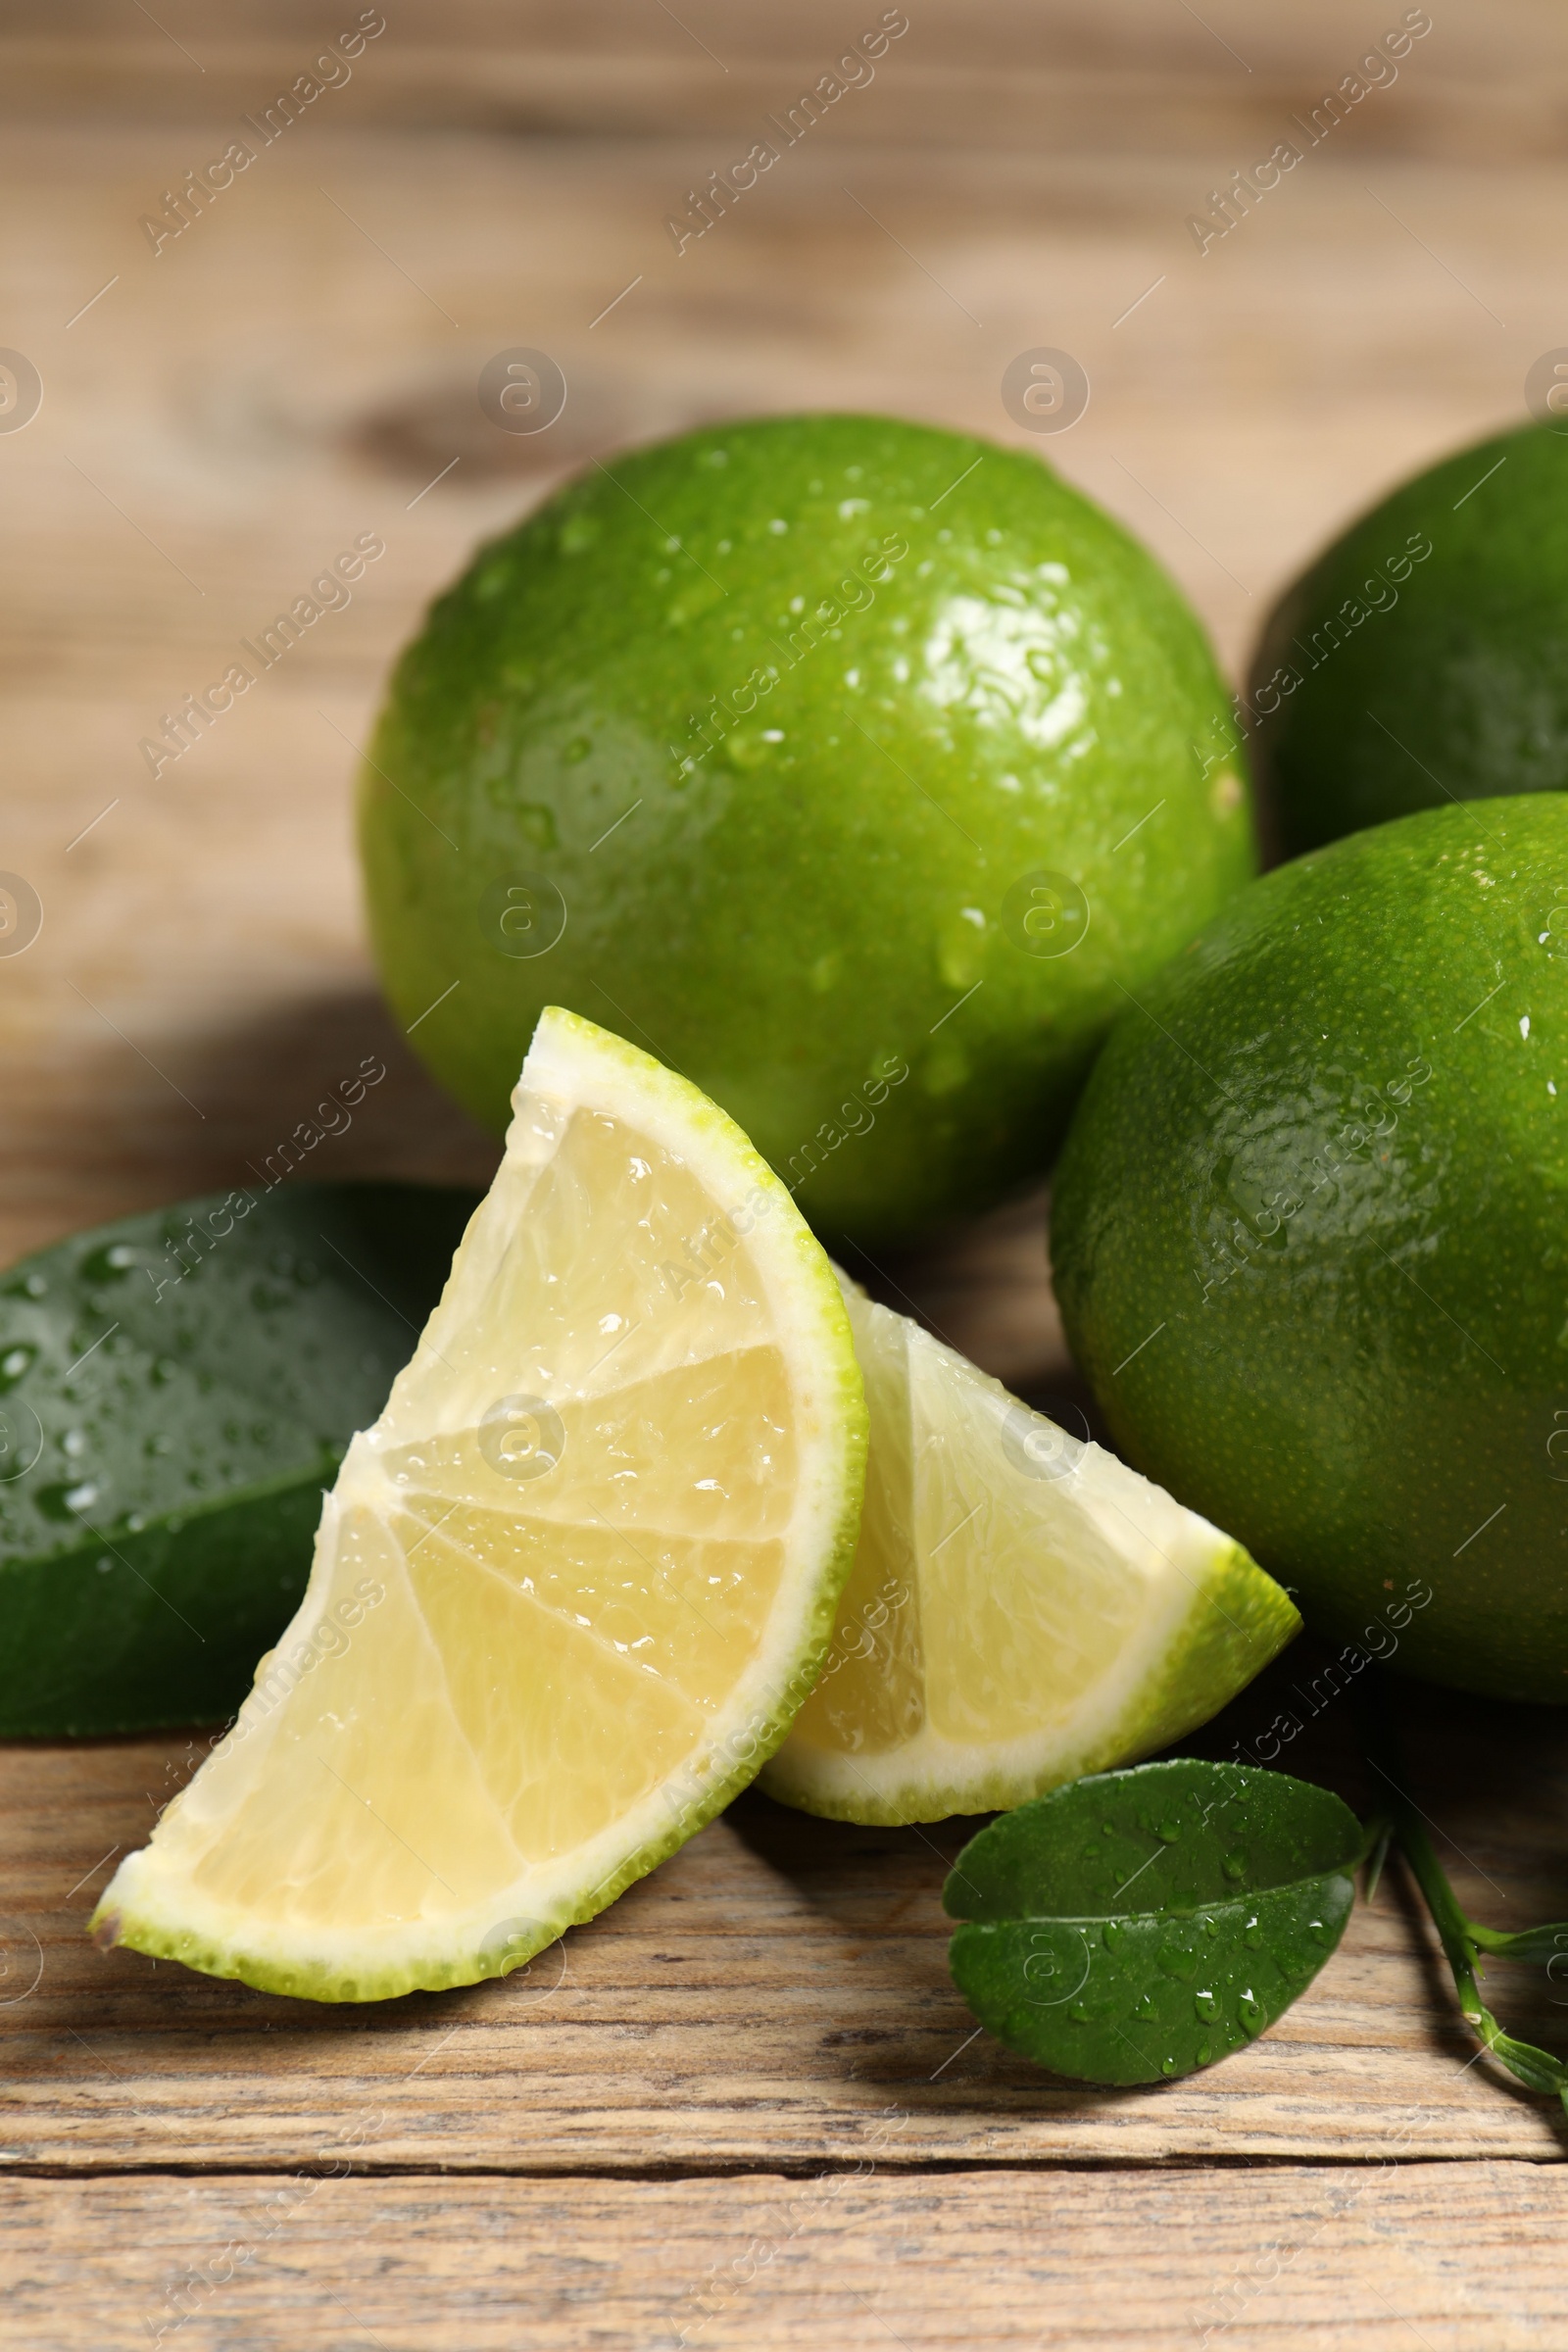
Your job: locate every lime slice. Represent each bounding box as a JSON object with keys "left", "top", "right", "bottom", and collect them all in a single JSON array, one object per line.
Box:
[
  {"left": 92, "top": 1009, "right": 866, "bottom": 2001},
  {"left": 760, "top": 1278, "right": 1298, "bottom": 1825}
]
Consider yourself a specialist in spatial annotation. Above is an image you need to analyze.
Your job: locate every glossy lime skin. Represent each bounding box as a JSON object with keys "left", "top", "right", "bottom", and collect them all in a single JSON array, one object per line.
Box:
[
  {"left": 1250, "top": 423, "right": 1568, "bottom": 858},
  {"left": 361, "top": 414, "right": 1255, "bottom": 1242},
  {"left": 1053, "top": 797, "right": 1568, "bottom": 1703}
]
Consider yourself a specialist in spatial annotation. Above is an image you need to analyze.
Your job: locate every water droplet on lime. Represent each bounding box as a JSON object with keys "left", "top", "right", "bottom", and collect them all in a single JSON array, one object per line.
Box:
[{"left": 79, "top": 1242, "right": 138, "bottom": 1283}]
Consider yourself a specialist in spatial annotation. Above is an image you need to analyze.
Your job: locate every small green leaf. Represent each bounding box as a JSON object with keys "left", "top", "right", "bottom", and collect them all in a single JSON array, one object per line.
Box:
[
  {"left": 0, "top": 1182, "right": 479, "bottom": 1736},
  {"left": 1355, "top": 1672, "right": 1568, "bottom": 2107},
  {"left": 1468, "top": 1919, "right": 1568, "bottom": 1969},
  {"left": 944, "top": 1758, "right": 1364, "bottom": 2086},
  {"left": 1480, "top": 2026, "right": 1568, "bottom": 2099}
]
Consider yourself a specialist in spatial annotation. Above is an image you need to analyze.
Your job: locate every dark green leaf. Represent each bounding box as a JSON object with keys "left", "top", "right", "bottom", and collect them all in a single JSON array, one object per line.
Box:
[
  {"left": 0, "top": 1182, "right": 479, "bottom": 1735},
  {"left": 944, "top": 1759, "right": 1364, "bottom": 2086}
]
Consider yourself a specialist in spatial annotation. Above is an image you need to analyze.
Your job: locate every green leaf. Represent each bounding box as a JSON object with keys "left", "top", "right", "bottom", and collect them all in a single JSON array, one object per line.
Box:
[
  {"left": 1468, "top": 1919, "right": 1568, "bottom": 1969},
  {"left": 944, "top": 1758, "right": 1364, "bottom": 2085},
  {"left": 1479, "top": 2027, "right": 1568, "bottom": 2099},
  {"left": 0, "top": 1182, "right": 479, "bottom": 1736}
]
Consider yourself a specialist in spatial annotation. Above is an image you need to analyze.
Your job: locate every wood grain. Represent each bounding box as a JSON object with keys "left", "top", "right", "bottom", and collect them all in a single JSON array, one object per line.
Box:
[
  {"left": 1, "top": 109, "right": 1559, "bottom": 1282},
  {"left": 4, "top": 1, "right": 1565, "bottom": 162},
  {"left": 4, "top": 1658, "right": 1566, "bottom": 2174},
  {"left": 7, "top": 2162, "right": 1568, "bottom": 2350}
]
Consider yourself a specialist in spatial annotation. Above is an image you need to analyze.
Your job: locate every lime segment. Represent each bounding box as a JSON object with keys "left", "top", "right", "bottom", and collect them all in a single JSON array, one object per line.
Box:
[
  {"left": 94, "top": 1009, "right": 866, "bottom": 1999},
  {"left": 761, "top": 1278, "right": 1298, "bottom": 1824}
]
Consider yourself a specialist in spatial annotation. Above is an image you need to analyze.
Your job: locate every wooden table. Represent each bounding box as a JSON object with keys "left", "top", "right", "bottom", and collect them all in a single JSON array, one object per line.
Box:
[{"left": 4, "top": 3, "right": 1568, "bottom": 2340}]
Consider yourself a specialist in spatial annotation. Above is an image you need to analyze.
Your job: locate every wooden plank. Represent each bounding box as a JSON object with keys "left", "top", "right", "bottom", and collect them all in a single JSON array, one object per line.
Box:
[
  {"left": 3, "top": 1660, "right": 1565, "bottom": 2171},
  {"left": 2, "top": 2, "right": 1565, "bottom": 162},
  {"left": 5, "top": 2162, "right": 1567, "bottom": 2349}
]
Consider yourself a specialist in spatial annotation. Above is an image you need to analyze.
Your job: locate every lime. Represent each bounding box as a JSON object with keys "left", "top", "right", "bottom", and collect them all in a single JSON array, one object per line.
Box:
[
  {"left": 361, "top": 413, "right": 1255, "bottom": 1243},
  {"left": 1250, "top": 422, "right": 1568, "bottom": 858},
  {"left": 761, "top": 1276, "right": 1298, "bottom": 1823},
  {"left": 94, "top": 1009, "right": 866, "bottom": 2000},
  {"left": 1051, "top": 796, "right": 1568, "bottom": 1703}
]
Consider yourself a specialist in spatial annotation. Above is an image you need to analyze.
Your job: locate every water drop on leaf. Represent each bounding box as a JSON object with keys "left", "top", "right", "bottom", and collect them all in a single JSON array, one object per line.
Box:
[
  {"left": 1157, "top": 1939, "right": 1199, "bottom": 1983},
  {"left": 943, "top": 1757, "right": 1364, "bottom": 2091}
]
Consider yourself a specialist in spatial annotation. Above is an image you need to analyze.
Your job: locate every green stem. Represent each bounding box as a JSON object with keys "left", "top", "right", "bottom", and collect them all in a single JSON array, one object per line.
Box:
[{"left": 1354, "top": 1671, "right": 1568, "bottom": 2111}]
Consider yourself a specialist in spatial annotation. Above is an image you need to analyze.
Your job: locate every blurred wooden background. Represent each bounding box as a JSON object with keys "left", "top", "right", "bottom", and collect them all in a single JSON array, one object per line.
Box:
[{"left": 3, "top": 3, "right": 1568, "bottom": 2344}]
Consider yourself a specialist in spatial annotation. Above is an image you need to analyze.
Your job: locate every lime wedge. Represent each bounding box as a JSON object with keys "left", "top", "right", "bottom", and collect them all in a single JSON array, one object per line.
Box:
[
  {"left": 93, "top": 1010, "right": 866, "bottom": 2000},
  {"left": 760, "top": 1278, "right": 1298, "bottom": 1825}
]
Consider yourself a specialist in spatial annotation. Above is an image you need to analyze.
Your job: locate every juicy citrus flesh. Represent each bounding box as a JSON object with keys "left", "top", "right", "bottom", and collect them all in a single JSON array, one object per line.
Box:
[
  {"left": 1250, "top": 421, "right": 1568, "bottom": 858},
  {"left": 1052, "top": 796, "right": 1568, "bottom": 1703},
  {"left": 760, "top": 1279, "right": 1298, "bottom": 1824},
  {"left": 362, "top": 412, "right": 1256, "bottom": 1244},
  {"left": 92, "top": 1010, "right": 865, "bottom": 2000}
]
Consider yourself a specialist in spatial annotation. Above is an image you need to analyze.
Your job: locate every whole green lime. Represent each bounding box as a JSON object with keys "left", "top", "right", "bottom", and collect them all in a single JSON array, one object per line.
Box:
[
  {"left": 361, "top": 414, "right": 1255, "bottom": 1241},
  {"left": 1250, "top": 422, "right": 1568, "bottom": 858},
  {"left": 1052, "top": 795, "right": 1568, "bottom": 1703}
]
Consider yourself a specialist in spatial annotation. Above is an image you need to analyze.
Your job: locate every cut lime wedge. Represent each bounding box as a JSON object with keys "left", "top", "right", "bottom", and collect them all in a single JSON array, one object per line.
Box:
[
  {"left": 94, "top": 1010, "right": 866, "bottom": 1999},
  {"left": 760, "top": 1278, "right": 1298, "bottom": 1824}
]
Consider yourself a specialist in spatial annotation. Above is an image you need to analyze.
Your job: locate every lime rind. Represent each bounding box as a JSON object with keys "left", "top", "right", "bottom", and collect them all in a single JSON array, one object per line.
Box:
[{"left": 760, "top": 1535, "right": 1297, "bottom": 1828}]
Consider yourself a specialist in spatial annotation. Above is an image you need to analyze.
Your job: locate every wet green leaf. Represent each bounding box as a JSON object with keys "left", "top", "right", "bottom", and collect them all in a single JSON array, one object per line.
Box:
[
  {"left": 0, "top": 1182, "right": 479, "bottom": 1735},
  {"left": 944, "top": 1758, "right": 1364, "bottom": 2085}
]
